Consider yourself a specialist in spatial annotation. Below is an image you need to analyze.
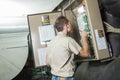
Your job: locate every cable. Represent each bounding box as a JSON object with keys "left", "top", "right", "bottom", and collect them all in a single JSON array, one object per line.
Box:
[{"left": 104, "top": 21, "right": 120, "bottom": 33}]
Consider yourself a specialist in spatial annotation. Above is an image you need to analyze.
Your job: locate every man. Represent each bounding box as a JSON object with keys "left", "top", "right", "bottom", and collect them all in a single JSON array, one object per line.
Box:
[{"left": 46, "top": 16, "right": 89, "bottom": 80}]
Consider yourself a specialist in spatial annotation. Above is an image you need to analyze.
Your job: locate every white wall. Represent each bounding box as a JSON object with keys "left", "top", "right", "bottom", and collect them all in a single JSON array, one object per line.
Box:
[
  {"left": 0, "top": 32, "right": 29, "bottom": 80},
  {"left": 0, "top": 0, "right": 63, "bottom": 79},
  {"left": 0, "top": 32, "right": 28, "bottom": 49}
]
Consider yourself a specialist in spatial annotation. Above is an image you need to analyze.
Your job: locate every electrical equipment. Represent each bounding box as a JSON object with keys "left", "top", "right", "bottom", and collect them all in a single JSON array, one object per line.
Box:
[
  {"left": 77, "top": 5, "right": 95, "bottom": 58},
  {"left": 27, "top": 0, "right": 112, "bottom": 68},
  {"left": 76, "top": 0, "right": 111, "bottom": 60}
]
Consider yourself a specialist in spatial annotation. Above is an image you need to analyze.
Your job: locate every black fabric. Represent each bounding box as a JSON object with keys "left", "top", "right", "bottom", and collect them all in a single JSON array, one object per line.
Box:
[
  {"left": 99, "top": 0, "right": 120, "bottom": 28},
  {"left": 99, "top": 0, "right": 120, "bottom": 57},
  {"left": 74, "top": 59, "right": 120, "bottom": 80},
  {"left": 74, "top": 62, "right": 89, "bottom": 80},
  {"left": 103, "top": 12, "right": 120, "bottom": 28},
  {"left": 99, "top": 58, "right": 120, "bottom": 80},
  {"left": 100, "top": 0, "right": 120, "bottom": 18},
  {"left": 108, "top": 33, "right": 120, "bottom": 57}
]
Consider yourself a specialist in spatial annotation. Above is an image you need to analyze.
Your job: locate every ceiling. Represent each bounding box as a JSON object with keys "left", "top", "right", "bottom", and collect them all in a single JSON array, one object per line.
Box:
[
  {"left": 0, "top": 0, "right": 63, "bottom": 17},
  {"left": 0, "top": 0, "right": 63, "bottom": 33}
]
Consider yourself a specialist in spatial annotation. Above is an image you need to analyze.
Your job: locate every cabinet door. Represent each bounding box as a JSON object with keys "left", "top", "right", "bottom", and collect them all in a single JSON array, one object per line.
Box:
[
  {"left": 27, "top": 12, "right": 62, "bottom": 67},
  {"left": 64, "top": 0, "right": 110, "bottom": 60}
]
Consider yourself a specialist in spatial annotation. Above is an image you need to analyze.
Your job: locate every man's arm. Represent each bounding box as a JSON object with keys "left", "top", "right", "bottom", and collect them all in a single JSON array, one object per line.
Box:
[{"left": 79, "top": 31, "right": 90, "bottom": 57}]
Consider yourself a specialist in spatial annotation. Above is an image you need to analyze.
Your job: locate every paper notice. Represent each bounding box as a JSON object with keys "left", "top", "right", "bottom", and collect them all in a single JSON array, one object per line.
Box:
[
  {"left": 95, "top": 30, "right": 107, "bottom": 50},
  {"left": 38, "top": 48, "right": 47, "bottom": 66},
  {"left": 38, "top": 25, "right": 56, "bottom": 44}
]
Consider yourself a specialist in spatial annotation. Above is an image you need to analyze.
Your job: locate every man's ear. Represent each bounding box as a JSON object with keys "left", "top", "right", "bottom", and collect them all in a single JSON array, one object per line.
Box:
[
  {"left": 65, "top": 24, "right": 69, "bottom": 27},
  {"left": 63, "top": 24, "right": 67, "bottom": 30},
  {"left": 67, "top": 25, "right": 70, "bottom": 31}
]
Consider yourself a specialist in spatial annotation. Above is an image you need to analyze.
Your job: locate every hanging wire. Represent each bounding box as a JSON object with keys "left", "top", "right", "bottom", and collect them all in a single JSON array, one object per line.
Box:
[{"left": 104, "top": 21, "right": 120, "bottom": 33}]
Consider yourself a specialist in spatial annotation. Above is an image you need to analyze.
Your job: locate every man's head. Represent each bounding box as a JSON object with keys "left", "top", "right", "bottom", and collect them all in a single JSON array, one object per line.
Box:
[{"left": 55, "top": 16, "right": 72, "bottom": 34}]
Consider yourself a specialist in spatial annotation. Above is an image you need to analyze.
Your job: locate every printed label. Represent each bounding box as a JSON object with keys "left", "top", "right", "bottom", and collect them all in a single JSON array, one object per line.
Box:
[{"left": 95, "top": 30, "right": 107, "bottom": 50}]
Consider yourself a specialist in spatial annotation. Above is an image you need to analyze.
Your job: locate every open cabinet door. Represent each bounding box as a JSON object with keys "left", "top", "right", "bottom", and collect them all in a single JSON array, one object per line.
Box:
[
  {"left": 64, "top": 0, "right": 111, "bottom": 61},
  {"left": 27, "top": 12, "right": 62, "bottom": 67}
]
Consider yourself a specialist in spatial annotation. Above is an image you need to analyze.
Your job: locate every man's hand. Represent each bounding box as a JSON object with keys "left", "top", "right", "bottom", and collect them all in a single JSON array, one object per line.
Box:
[
  {"left": 80, "top": 30, "right": 88, "bottom": 39},
  {"left": 82, "top": 0, "right": 85, "bottom": 6}
]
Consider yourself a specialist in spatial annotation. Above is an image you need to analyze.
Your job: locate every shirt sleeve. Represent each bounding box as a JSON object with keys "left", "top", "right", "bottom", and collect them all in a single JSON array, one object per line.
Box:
[{"left": 68, "top": 37, "right": 81, "bottom": 55}]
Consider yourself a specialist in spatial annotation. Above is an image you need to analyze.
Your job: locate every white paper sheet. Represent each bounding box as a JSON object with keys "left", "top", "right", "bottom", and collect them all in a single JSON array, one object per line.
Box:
[
  {"left": 95, "top": 30, "right": 107, "bottom": 50},
  {"left": 38, "top": 48, "right": 47, "bottom": 66},
  {"left": 38, "top": 25, "right": 56, "bottom": 44}
]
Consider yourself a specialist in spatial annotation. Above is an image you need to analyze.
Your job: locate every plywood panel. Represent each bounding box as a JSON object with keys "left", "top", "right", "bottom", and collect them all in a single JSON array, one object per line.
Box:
[{"left": 27, "top": 12, "right": 62, "bottom": 67}]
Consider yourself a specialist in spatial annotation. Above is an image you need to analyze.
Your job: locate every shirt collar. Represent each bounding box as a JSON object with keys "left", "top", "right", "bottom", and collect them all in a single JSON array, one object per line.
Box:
[{"left": 57, "top": 32, "right": 67, "bottom": 37}]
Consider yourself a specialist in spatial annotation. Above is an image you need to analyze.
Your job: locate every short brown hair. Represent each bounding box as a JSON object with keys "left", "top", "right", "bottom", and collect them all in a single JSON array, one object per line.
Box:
[{"left": 55, "top": 16, "right": 69, "bottom": 32}]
